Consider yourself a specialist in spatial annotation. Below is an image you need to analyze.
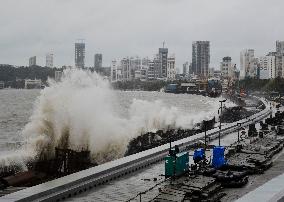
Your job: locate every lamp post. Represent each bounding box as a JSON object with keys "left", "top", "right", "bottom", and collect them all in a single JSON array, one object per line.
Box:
[
  {"left": 237, "top": 123, "right": 241, "bottom": 143},
  {"left": 204, "top": 120, "right": 207, "bottom": 148},
  {"left": 218, "top": 99, "right": 227, "bottom": 146}
]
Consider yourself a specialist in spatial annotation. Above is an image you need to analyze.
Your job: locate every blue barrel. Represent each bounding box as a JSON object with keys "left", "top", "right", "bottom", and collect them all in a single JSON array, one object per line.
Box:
[
  {"left": 212, "top": 146, "right": 226, "bottom": 169},
  {"left": 193, "top": 148, "right": 205, "bottom": 163}
]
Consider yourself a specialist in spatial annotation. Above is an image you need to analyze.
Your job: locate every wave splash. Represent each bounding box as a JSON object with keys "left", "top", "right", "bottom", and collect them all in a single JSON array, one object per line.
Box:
[{"left": 2, "top": 69, "right": 230, "bottom": 166}]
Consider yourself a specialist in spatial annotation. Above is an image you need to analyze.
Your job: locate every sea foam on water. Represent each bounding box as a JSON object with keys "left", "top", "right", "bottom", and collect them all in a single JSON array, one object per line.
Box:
[{"left": 1, "top": 68, "right": 233, "bottom": 167}]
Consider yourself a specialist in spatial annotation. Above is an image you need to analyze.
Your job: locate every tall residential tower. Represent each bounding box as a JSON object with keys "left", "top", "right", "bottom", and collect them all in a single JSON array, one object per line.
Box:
[
  {"left": 46, "top": 53, "right": 54, "bottom": 68},
  {"left": 192, "top": 41, "right": 210, "bottom": 78},
  {"left": 94, "top": 54, "right": 102, "bottom": 70},
  {"left": 159, "top": 47, "right": 168, "bottom": 78},
  {"left": 75, "top": 39, "right": 85, "bottom": 68}
]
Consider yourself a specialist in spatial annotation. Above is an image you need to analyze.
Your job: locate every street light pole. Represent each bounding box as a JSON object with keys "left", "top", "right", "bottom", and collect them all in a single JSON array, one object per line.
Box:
[
  {"left": 237, "top": 123, "right": 241, "bottom": 143},
  {"left": 204, "top": 120, "right": 207, "bottom": 148},
  {"left": 218, "top": 99, "right": 227, "bottom": 146}
]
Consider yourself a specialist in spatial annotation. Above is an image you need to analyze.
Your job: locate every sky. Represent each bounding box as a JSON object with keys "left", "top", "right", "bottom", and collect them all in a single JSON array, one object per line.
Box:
[{"left": 0, "top": 0, "right": 284, "bottom": 70}]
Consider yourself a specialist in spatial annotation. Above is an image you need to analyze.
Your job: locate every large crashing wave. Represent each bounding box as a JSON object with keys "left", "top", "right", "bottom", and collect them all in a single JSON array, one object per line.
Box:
[{"left": 1, "top": 69, "right": 233, "bottom": 166}]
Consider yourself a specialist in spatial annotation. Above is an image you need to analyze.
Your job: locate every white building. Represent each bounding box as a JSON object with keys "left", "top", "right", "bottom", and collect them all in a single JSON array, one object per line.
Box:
[
  {"left": 24, "top": 79, "right": 42, "bottom": 89},
  {"left": 240, "top": 49, "right": 256, "bottom": 79},
  {"left": 259, "top": 56, "right": 276, "bottom": 79},
  {"left": 220, "top": 57, "right": 237, "bottom": 80},
  {"left": 183, "top": 62, "right": 189, "bottom": 76},
  {"left": 167, "top": 55, "right": 176, "bottom": 81},
  {"left": 110, "top": 60, "right": 123, "bottom": 82},
  {"left": 147, "top": 60, "right": 155, "bottom": 80},
  {"left": 134, "top": 65, "right": 148, "bottom": 81},
  {"left": 46, "top": 53, "right": 54, "bottom": 68}
]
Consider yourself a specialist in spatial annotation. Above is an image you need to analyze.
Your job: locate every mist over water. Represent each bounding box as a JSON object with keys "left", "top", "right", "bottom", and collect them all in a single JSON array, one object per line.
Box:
[{"left": 0, "top": 69, "right": 233, "bottom": 167}]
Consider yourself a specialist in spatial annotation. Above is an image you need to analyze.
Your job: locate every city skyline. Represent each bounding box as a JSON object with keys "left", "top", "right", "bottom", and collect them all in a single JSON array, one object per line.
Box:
[{"left": 0, "top": 0, "right": 284, "bottom": 69}]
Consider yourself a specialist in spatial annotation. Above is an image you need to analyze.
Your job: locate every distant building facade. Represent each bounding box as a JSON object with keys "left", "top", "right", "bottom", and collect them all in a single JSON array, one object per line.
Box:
[
  {"left": 275, "top": 41, "right": 284, "bottom": 77},
  {"left": 110, "top": 45, "right": 176, "bottom": 82},
  {"left": 257, "top": 40, "right": 284, "bottom": 80},
  {"left": 220, "top": 57, "right": 237, "bottom": 80},
  {"left": 276, "top": 41, "right": 284, "bottom": 54},
  {"left": 192, "top": 41, "right": 210, "bottom": 78},
  {"left": 75, "top": 40, "right": 85, "bottom": 68},
  {"left": 94, "top": 54, "right": 102, "bottom": 69},
  {"left": 213, "top": 70, "right": 221, "bottom": 79},
  {"left": 0, "top": 81, "right": 4, "bottom": 89},
  {"left": 29, "top": 56, "right": 36, "bottom": 66},
  {"left": 24, "top": 79, "right": 41, "bottom": 89},
  {"left": 111, "top": 60, "right": 122, "bottom": 82},
  {"left": 159, "top": 48, "right": 168, "bottom": 78},
  {"left": 259, "top": 55, "right": 276, "bottom": 79},
  {"left": 208, "top": 68, "right": 215, "bottom": 78},
  {"left": 55, "top": 71, "right": 63, "bottom": 82},
  {"left": 147, "top": 55, "right": 160, "bottom": 80},
  {"left": 46, "top": 53, "right": 54, "bottom": 68},
  {"left": 167, "top": 55, "right": 176, "bottom": 80},
  {"left": 183, "top": 62, "right": 189, "bottom": 77},
  {"left": 240, "top": 49, "right": 257, "bottom": 79}
]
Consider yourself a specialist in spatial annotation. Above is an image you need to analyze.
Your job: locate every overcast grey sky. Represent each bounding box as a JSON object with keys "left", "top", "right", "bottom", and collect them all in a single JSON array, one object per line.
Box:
[{"left": 0, "top": 0, "right": 283, "bottom": 70}]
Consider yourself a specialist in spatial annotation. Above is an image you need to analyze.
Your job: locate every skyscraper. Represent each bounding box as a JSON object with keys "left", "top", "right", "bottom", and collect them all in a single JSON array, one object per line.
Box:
[
  {"left": 276, "top": 41, "right": 284, "bottom": 77},
  {"left": 167, "top": 54, "right": 176, "bottom": 80},
  {"left": 240, "top": 49, "right": 256, "bottom": 79},
  {"left": 75, "top": 40, "right": 85, "bottom": 68},
  {"left": 94, "top": 54, "right": 102, "bottom": 69},
  {"left": 192, "top": 41, "right": 210, "bottom": 78},
  {"left": 276, "top": 41, "right": 284, "bottom": 54},
  {"left": 46, "top": 53, "right": 54, "bottom": 68},
  {"left": 183, "top": 62, "right": 189, "bottom": 76},
  {"left": 159, "top": 47, "right": 168, "bottom": 78}
]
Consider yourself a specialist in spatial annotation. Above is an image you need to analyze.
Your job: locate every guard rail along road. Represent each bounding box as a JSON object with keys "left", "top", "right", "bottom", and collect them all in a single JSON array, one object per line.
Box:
[{"left": 0, "top": 98, "right": 272, "bottom": 202}]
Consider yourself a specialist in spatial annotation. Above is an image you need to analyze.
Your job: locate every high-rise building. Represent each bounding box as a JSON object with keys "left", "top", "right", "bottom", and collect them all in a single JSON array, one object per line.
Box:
[
  {"left": 183, "top": 62, "right": 189, "bottom": 76},
  {"left": 111, "top": 60, "right": 122, "bottom": 82},
  {"left": 94, "top": 54, "right": 102, "bottom": 69},
  {"left": 259, "top": 56, "right": 276, "bottom": 79},
  {"left": 29, "top": 56, "right": 36, "bottom": 66},
  {"left": 46, "top": 53, "right": 54, "bottom": 68},
  {"left": 120, "top": 57, "right": 131, "bottom": 81},
  {"left": 220, "top": 57, "right": 236, "bottom": 80},
  {"left": 167, "top": 55, "right": 176, "bottom": 80},
  {"left": 134, "top": 58, "right": 148, "bottom": 81},
  {"left": 159, "top": 47, "right": 168, "bottom": 78},
  {"left": 192, "top": 41, "right": 210, "bottom": 78},
  {"left": 220, "top": 57, "right": 232, "bottom": 79},
  {"left": 240, "top": 49, "right": 257, "bottom": 79},
  {"left": 147, "top": 55, "right": 160, "bottom": 80},
  {"left": 188, "top": 63, "right": 193, "bottom": 75},
  {"left": 276, "top": 41, "right": 284, "bottom": 54},
  {"left": 75, "top": 40, "right": 85, "bottom": 68},
  {"left": 275, "top": 41, "right": 284, "bottom": 77}
]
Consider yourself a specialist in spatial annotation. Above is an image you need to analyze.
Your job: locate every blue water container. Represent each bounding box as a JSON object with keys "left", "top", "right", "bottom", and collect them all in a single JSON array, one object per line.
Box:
[
  {"left": 193, "top": 148, "right": 205, "bottom": 163},
  {"left": 212, "top": 146, "right": 226, "bottom": 169}
]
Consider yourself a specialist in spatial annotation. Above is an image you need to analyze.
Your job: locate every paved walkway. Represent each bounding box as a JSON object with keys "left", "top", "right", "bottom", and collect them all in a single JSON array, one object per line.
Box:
[{"left": 222, "top": 150, "right": 284, "bottom": 201}]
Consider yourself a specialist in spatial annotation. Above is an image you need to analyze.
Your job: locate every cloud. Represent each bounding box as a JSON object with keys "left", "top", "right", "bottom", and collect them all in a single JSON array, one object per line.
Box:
[{"left": 0, "top": 0, "right": 283, "bottom": 70}]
